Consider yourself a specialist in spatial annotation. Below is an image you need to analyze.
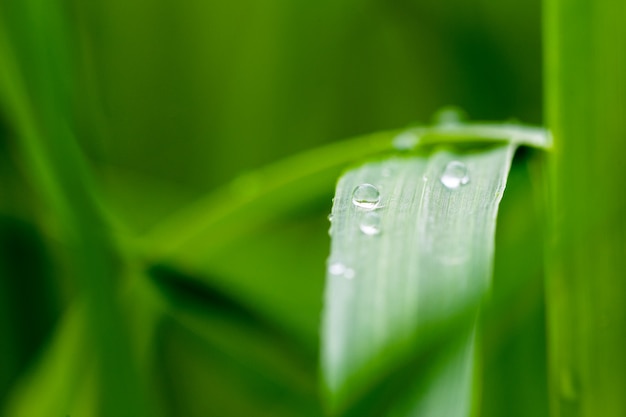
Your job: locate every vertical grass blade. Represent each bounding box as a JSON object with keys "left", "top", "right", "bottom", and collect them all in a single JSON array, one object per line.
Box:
[
  {"left": 0, "top": 2, "right": 151, "bottom": 416},
  {"left": 322, "top": 138, "right": 534, "bottom": 415},
  {"left": 544, "top": 0, "right": 626, "bottom": 415}
]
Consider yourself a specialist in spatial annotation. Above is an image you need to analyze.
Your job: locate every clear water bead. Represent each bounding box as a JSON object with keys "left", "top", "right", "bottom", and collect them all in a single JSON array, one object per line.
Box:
[
  {"left": 359, "top": 211, "right": 381, "bottom": 236},
  {"left": 440, "top": 161, "right": 470, "bottom": 189},
  {"left": 352, "top": 184, "right": 380, "bottom": 209},
  {"left": 434, "top": 107, "right": 467, "bottom": 126},
  {"left": 328, "top": 262, "right": 355, "bottom": 279},
  {"left": 392, "top": 131, "right": 419, "bottom": 150},
  {"left": 328, "top": 262, "right": 345, "bottom": 275}
]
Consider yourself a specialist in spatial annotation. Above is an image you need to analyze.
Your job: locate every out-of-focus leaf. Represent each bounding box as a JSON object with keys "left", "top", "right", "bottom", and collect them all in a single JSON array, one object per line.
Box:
[
  {"left": 480, "top": 154, "right": 549, "bottom": 417},
  {"left": 2, "top": 304, "right": 94, "bottom": 417},
  {"left": 0, "top": 1, "right": 154, "bottom": 414},
  {"left": 149, "top": 265, "right": 321, "bottom": 417},
  {"left": 544, "top": 0, "right": 626, "bottom": 415}
]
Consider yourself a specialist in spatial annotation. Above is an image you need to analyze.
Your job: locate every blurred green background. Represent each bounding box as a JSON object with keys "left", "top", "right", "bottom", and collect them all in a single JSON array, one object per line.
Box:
[{"left": 0, "top": 0, "right": 545, "bottom": 416}]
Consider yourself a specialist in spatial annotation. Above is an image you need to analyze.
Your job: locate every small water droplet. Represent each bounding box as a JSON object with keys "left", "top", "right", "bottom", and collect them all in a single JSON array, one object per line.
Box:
[
  {"left": 359, "top": 211, "right": 381, "bottom": 236},
  {"left": 440, "top": 161, "right": 470, "bottom": 189},
  {"left": 328, "top": 262, "right": 355, "bottom": 279},
  {"left": 393, "top": 131, "right": 419, "bottom": 150},
  {"left": 327, "top": 214, "right": 334, "bottom": 235},
  {"left": 328, "top": 262, "right": 345, "bottom": 275},
  {"left": 352, "top": 184, "right": 380, "bottom": 209},
  {"left": 381, "top": 167, "right": 393, "bottom": 177},
  {"left": 422, "top": 175, "right": 429, "bottom": 182},
  {"left": 434, "top": 107, "right": 467, "bottom": 126}
]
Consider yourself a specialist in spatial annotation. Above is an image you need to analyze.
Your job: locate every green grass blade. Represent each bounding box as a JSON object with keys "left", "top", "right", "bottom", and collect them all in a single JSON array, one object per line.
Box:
[
  {"left": 322, "top": 127, "right": 549, "bottom": 415},
  {"left": 322, "top": 145, "right": 512, "bottom": 414},
  {"left": 144, "top": 130, "right": 397, "bottom": 256},
  {"left": 0, "top": 3, "right": 151, "bottom": 415},
  {"left": 544, "top": 0, "right": 626, "bottom": 415},
  {"left": 144, "top": 122, "right": 550, "bottom": 259}
]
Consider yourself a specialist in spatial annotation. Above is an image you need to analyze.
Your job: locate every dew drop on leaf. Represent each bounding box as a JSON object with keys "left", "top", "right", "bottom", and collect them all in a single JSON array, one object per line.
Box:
[
  {"left": 392, "top": 131, "right": 419, "bottom": 150},
  {"left": 328, "top": 262, "right": 355, "bottom": 279},
  {"left": 434, "top": 106, "right": 467, "bottom": 126},
  {"left": 440, "top": 161, "right": 470, "bottom": 189},
  {"left": 359, "top": 211, "right": 381, "bottom": 236},
  {"left": 328, "top": 262, "right": 345, "bottom": 276},
  {"left": 352, "top": 184, "right": 380, "bottom": 209}
]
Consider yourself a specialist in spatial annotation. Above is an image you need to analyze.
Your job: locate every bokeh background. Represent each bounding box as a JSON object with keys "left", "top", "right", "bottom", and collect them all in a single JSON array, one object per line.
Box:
[{"left": 0, "top": 0, "right": 545, "bottom": 416}]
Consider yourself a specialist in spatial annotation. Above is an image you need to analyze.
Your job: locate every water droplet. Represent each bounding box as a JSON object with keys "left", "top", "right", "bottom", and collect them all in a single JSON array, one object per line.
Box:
[
  {"left": 328, "top": 262, "right": 344, "bottom": 275},
  {"left": 393, "top": 131, "right": 419, "bottom": 150},
  {"left": 327, "top": 215, "right": 334, "bottom": 235},
  {"left": 440, "top": 161, "right": 470, "bottom": 189},
  {"left": 359, "top": 211, "right": 381, "bottom": 236},
  {"left": 328, "top": 262, "right": 355, "bottom": 279},
  {"left": 352, "top": 184, "right": 380, "bottom": 209},
  {"left": 381, "top": 167, "right": 393, "bottom": 177},
  {"left": 434, "top": 107, "right": 467, "bottom": 126}
]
